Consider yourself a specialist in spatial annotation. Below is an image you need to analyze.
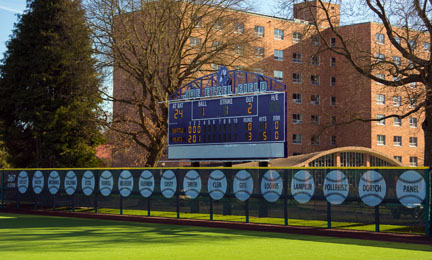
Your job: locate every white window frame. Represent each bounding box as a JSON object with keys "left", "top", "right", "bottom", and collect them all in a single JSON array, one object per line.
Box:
[
  {"left": 376, "top": 94, "right": 385, "bottom": 105},
  {"left": 292, "top": 53, "right": 302, "bottom": 63},
  {"left": 331, "top": 136, "right": 336, "bottom": 146},
  {"left": 293, "top": 32, "right": 302, "bottom": 42},
  {"left": 394, "top": 156, "right": 402, "bottom": 162},
  {"left": 234, "top": 22, "right": 244, "bottom": 33},
  {"left": 376, "top": 74, "right": 384, "bottom": 84},
  {"left": 292, "top": 114, "right": 302, "bottom": 124},
  {"left": 409, "top": 137, "right": 418, "bottom": 147},
  {"left": 393, "top": 56, "right": 401, "bottom": 66},
  {"left": 424, "top": 42, "right": 430, "bottom": 52},
  {"left": 273, "top": 70, "right": 283, "bottom": 81},
  {"left": 254, "top": 68, "right": 264, "bottom": 75},
  {"left": 293, "top": 73, "right": 302, "bottom": 84},
  {"left": 311, "top": 95, "right": 320, "bottom": 105},
  {"left": 408, "top": 39, "right": 417, "bottom": 49},
  {"left": 274, "top": 49, "right": 284, "bottom": 61},
  {"left": 376, "top": 33, "right": 385, "bottom": 44},
  {"left": 312, "top": 35, "right": 320, "bottom": 45},
  {"left": 410, "top": 117, "right": 418, "bottom": 128},
  {"left": 393, "top": 136, "right": 402, "bottom": 146},
  {"left": 190, "top": 37, "right": 202, "bottom": 46},
  {"left": 293, "top": 134, "right": 302, "bottom": 144},
  {"left": 254, "top": 47, "right": 264, "bottom": 58},
  {"left": 393, "top": 96, "right": 401, "bottom": 106},
  {"left": 292, "top": 93, "right": 302, "bottom": 104},
  {"left": 311, "top": 75, "right": 320, "bottom": 86},
  {"left": 311, "top": 56, "right": 320, "bottom": 66},
  {"left": 376, "top": 53, "right": 385, "bottom": 60},
  {"left": 393, "top": 117, "right": 402, "bottom": 127},
  {"left": 254, "top": 25, "right": 264, "bottom": 37},
  {"left": 330, "top": 57, "right": 336, "bottom": 67},
  {"left": 377, "top": 114, "right": 385, "bottom": 125},
  {"left": 377, "top": 135, "right": 386, "bottom": 146},
  {"left": 330, "top": 37, "right": 336, "bottom": 47},
  {"left": 330, "top": 76, "right": 336, "bottom": 86},
  {"left": 330, "top": 96, "right": 336, "bottom": 106},
  {"left": 274, "top": 28, "right": 284, "bottom": 40},
  {"left": 410, "top": 157, "right": 418, "bottom": 167},
  {"left": 311, "top": 115, "right": 320, "bottom": 125}
]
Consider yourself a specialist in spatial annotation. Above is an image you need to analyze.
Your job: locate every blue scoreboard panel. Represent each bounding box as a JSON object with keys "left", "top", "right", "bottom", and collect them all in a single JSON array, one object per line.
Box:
[{"left": 168, "top": 92, "right": 286, "bottom": 159}]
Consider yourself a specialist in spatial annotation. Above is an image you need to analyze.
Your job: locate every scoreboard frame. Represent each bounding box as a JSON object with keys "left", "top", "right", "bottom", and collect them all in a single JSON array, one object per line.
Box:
[{"left": 167, "top": 68, "right": 287, "bottom": 160}]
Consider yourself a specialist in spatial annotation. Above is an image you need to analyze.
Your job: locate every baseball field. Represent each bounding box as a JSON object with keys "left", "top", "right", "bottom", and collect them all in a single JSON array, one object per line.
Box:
[{"left": 0, "top": 213, "right": 431, "bottom": 259}]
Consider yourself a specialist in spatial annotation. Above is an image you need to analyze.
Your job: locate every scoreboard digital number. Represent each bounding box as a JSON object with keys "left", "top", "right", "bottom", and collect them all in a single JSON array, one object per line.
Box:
[{"left": 168, "top": 92, "right": 286, "bottom": 159}]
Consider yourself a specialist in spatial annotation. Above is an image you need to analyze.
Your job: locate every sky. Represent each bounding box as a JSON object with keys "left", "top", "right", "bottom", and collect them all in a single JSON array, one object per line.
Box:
[{"left": 0, "top": 0, "right": 279, "bottom": 60}]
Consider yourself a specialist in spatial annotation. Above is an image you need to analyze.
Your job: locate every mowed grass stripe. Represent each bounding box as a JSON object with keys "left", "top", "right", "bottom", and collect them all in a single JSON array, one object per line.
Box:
[{"left": 0, "top": 213, "right": 431, "bottom": 260}]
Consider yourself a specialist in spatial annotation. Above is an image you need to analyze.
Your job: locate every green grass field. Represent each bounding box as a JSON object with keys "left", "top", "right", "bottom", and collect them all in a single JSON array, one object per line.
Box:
[{"left": 0, "top": 213, "right": 431, "bottom": 260}]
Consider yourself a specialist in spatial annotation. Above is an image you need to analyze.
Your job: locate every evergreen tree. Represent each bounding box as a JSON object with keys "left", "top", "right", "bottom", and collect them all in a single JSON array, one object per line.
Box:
[{"left": 0, "top": 0, "right": 104, "bottom": 167}]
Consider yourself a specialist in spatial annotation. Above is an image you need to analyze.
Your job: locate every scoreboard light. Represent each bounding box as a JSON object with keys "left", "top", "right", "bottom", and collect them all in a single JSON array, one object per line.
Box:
[{"left": 168, "top": 92, "right": 286, "bottom": 160}]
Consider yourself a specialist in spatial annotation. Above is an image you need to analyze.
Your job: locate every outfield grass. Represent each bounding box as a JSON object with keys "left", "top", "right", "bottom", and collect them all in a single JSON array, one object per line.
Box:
[
  {"left": 0, "top": 213, "right": 431, "bottom": 260},
  {"left": 60, "top": 207, "right": 425, "bottom": 235}
]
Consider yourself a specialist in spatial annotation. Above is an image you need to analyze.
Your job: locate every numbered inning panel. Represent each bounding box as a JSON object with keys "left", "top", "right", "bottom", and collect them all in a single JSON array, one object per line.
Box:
[{"left": 168, "top": 92, "right": 286, "bottom": 159}]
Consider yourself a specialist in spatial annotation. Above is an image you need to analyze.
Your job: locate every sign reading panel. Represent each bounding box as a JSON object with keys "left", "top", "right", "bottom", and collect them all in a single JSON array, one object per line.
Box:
[{"left": 168, "top": 92, "right": 286, "bottom": 159}]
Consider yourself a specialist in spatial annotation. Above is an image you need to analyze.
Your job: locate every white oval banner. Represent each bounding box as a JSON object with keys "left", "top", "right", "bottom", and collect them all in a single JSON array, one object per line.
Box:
[
  {"left": 261, "top": 170, "right": 282, "bottom": 203},
  {"left": 233, "top": 170, "right": 253, "bottom": 201},
  {"left": 82, "top": 170, "right": 95, "bottom": 196},
  {"left": 139, "top": 170, "right": 154, "bottom": 198},
  {"left": 99, "top": 170, "right": 113, "bottom": 197},
  {"left": 161, "top": 170, "right": 177, "bottom": 199},
  {"left": 65, "top": 171, "right": 77, "bottom": 196},
  {"left": 32, "top": 171, "right": 44, "bottom": 194},
  {"left": 358, "top": 171, "right": 386, "bottom": 207},
  {"left": 291, "top": 170, "right": 314, "bottom": 204},
  {"left": 208, "top": 170, "right": 227, "bottom": 200},
  {"left": 48, "top": 171, "right": 60, "bottom": 195},
  {"left": 183, "top": 170, "right": 201, "bottom": 199},
  {"left": 18, "top": 171, "right": 29, "bottom": 194},
  {"left": 118, "top": 170, "right": 134, "bottom": 197},
  {"left": 323, "top": 170, "right": 349, "bottom": 205},
  {"left": 396, "top": 170, "right": 426, "bottom": 208}
]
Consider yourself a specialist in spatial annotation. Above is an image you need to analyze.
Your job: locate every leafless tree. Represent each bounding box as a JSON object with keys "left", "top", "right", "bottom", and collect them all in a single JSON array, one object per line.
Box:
[{"left": 86, "top": 0, "right": 255, "bottom": 166}]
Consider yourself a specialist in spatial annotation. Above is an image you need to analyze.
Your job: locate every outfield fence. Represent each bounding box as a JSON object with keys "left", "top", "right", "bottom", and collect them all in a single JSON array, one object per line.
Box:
[{"left": 1, "top": 167, "right": 430, "bottom": 236}]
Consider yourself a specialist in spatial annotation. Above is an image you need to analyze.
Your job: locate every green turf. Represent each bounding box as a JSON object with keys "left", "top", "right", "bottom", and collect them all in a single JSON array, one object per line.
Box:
[
  {"left": 0, "top": 213, "right": 431, "bottom": 260},
  {"left": 58, "top": 207, "right": 425, "bottom": 234}
]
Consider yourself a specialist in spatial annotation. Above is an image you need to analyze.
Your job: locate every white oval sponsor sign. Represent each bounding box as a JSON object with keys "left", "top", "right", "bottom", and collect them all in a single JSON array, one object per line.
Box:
[
  {"left": 99, "top": 170, "right": 113, "bottom": 197},
  {"left": 64, "top": 171, "right": 77, "bottom": 195},
  {"left": 17, "top": 171, "right": 29, "bottom": 194},
  {"left": 358, "top": 171, "right": 386, "bottom": 207},
  {"left": 208, "top": 170, "right": 227, "bottom": 200},
  {"left": 118, "top": 170, "right": 134, "bottom": 197},
  {"left": 161, "top": 170, "right": 177, "bottom": 199},
  {"left": 139, "top": 170, "right": 154, "bottom": 198},
  {"left": 323, "top": 170, "right": 349, "bottom": 205},
  {"left": 291, "top": 170, "right": 314, "bottom": 204},
  {"left": 233, "top": 170, "right": 253, "bottom": 201},
  {"left": 261, "top": 170, "right": 282, "bottom": 203},
  {"left": 183, "top": 170, "right": 201, "bottom": 199},
  {"left": 32, "top": 171, "right": 44, "bottom": 194},
  {"left": 81, "top": 170, "right": 95, "bottom": 196},
  {"left": 48, "top": 171, "right": 60, "bottom": 195},
  {"left": 396, "top": 170, "right": 426, "bottom": 208}
]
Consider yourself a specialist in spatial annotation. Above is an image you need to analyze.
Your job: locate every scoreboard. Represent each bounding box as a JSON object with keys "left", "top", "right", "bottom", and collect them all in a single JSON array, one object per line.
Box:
[{"left": 168, "top": 92, "right": 286, "bottom": 159}]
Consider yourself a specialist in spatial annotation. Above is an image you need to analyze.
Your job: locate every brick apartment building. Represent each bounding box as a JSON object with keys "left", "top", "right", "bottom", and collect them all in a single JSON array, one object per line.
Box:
[{"left": 113, "top": 1, "right": 426, "bottom": 167}]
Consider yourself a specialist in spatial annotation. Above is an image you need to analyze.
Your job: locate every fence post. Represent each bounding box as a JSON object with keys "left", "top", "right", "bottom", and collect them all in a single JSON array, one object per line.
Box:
[
  {"left": 326, "top": 169, "right": 331, "bottom": 229},
  {"left": 147, "top": 197, "right": 151, "bottom": 217},
  {"left": 94, "top": 170, "right": 98, "bottom": 214},
  {"left": 426, "top": 168, "right": 430, "bottom": 237},
  {"left": 1, "top": 168, "right": 4, "bottom": 209},
  {"left": 176, "top": 170, "right": 180, "bottom": 219},
  {"left": 375, "top": 206, "right": 380, "bottom": 232},
  {"left": 209, "top": 196, "right": 213, "bottom": 221},
  {"left": 283, "top": 169, "right": 288, "bottom": 226}
]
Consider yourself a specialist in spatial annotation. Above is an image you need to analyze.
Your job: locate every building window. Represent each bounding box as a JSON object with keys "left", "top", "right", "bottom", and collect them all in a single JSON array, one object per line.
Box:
[
  {"left": 330, "top": 37, "right": 336, "bottom": 47},
  {"left": 393, "top": 56, "right": 401, "bottom": 66},
  {"left": 311, "top": 56, "right": 320, "bottom": 66},
  {"left": 330, "top": 96, "right": 336, "bottom": 106},
  {"left": 293, "top": 32, "right": 302, "bottom": 42},
  {"left": 293, "top": 53, "right": 302, "bottom": 63},
  {"left": 331, "top": 136, "right": 336, "bottom": 145},
  {"left": 214, "top": 21, "right": 222, "bottom": 31},
  {"left": 274, "top": 49, "right": 284, "bottom": 61},
  {"left": 312, "top": 35, "right": 320, "bottom": 45},
  {"left": 211, "top": 64, "right": 221, "bottom": 70},
  {"left": 394, "top": 37, "right": 401, "bottom": 44},
  {"left": 274, "top": 70, "right": 283, "bottom": 81},
  {"left": 293, "top": 73, "right": 302, "bottom": 83},
  {"left": 376, "top": 94, "right": 385, "bottom": 105},
  {"left": 190, "top": 37, "right": 202, "bottom": 46},
  {"left": 394, "top": 156, "right": 402, "bottom": 162},
  {"left": 212, "top": 41, "right": 222, "bottom": 50},
  {"left": 293, "top": 134, "right": 302, "bottom": 144},
  {"left": 254, "top": 68, "right": 264, "bottom": 75},
  {"left": 377, "top": 135, "right": 386, "bottom": 145},
  {"left": 235, "top": 45, "right": 244, "bottom": 55},
  {"left": 376, "top": 33, "right": 385, "bottom": 44},
  {"left": 409, "top": 82, "right": 417, "bottom": 89},
  {"left": 393, "top": 117, "right": 402, "bottom": 126},
  {"left": 274, "top": 28, "right": 284, "bottom": 40},
  {"left": 254, "top": 47, "right": 264, "bottom": 58},
  {"left": 330, "top": 57, "right": 336, "bottom": 67},
  {"left": 311, "top": 115, "right": 320, "bottom": 125},
  {"left": 409, "top": 98, "right": 416, "bottom": 108},
  {"left": 410, "top": 117, "right": 418, "bottom": 128},
  {"left": 292, "top": 114, "right": 302, "bottom": 124},
  {"left": 331, "top": 116, "right": 336, "bottom": 125},
  {"left": 424, "top": 42, "right": 430, "bottom": 52},
  {"left": 311, "top": 95, "right": 320, "bottom": 105},
  {"left": 377, "top": 114, "right": 385, "bottom": 125},
  {"left": 376, "top": 53, "right": 385, "bottom": 60},
  {"left": 393, "top": 96, "right": 401, "bottom": 106},
  {"left": 408, "top": 39, "right": 417, "bottom": 49},
  {"left": 311, "top": 136, "right": 320, "bottom": 145},
  {"left": 376, "top": 73, "right": 384, "bottom": 84},
  {"left": 393, "top": 136, "right": 402, "bottom": 146},
  {"left": 311, "top": 75, "right": 320, "bottom": 85},
  {"left": 409, "top": 137, "right": 418, "bottom": 147},
  {"left": 234, "top": 22, "right": 244, "bottom": 33},
  {"left": 410, "top": 157, "right": 418, "bottom": 167},
  {"left": 254, "top": 25, "right": 264, "bottom": 37},
  {"left": 292, "top": 93, "right": 302, "bottom": 104},
  {"left": 330, "top": 76, "right": 336, "bottom": 86}
]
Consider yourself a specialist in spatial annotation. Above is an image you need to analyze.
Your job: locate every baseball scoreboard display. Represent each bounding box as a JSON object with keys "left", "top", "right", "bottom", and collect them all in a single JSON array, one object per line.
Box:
[{"left": 168, "top": 67, "right": 287, "bottom": 160}]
